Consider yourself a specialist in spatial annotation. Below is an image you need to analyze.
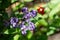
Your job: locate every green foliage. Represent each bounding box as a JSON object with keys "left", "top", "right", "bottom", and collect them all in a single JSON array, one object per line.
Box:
[
  {"left": 24, "top": 0, "right": 33, "bottom": 2},
  {"left": 11, "top": 0, "right": 17, "bottom": 3},
  {"left": 13, "top": 34, "right": 20, "bottom": 40},
  {"left": 49, "top": 4, "right": 60, "bottom": 19},
  {"left": 35, "top": 19, "right": 48, "bottom": 27},
  {"left": 13, "top": 2, "right": 24, "bottom": 11},
  {"left": 27, "top": 31, "right": 33, "bottom": 39}
]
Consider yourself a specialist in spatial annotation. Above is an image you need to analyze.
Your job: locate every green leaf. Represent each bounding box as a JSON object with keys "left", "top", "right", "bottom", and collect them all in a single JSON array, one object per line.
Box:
[
  {"left": 44, "top": 7, "right": 50, "bottom": 13},
  {"left": 13, "top": 34, "right": 20, "bottom": 40},
  {"left": 13, "top": 3, "right": 24, "bottom": 11},
  {"left": 15, "top": 12, "right": 23, "bottom": 18},
  {"left": 27, "top": 31, "right": 33, "bottom": 39},
  {"left": 35, "top": 22, "right": 40, "bottom": 27},
  {"left": 24, "top": 0, "right": 33, "bottom": 2},
  {"left": 4, "top": 29, "right": 9, "bottom": 34},
  {"left": 11, "top": 0, "right": 17, "bottom": 3},
  {"left": 34, "top": 13, "right": 42, "bottom": 20},
  {"left": 47, "top": 30, "right": 54, "bottom": 36},
  {"left": 35, "top": 19, "right": 48, "bottom": 27},
  {"left": 41, "top": 28, "right": 47, "bottom": 32},
  {"left": 47, "top": 0, "right": 60, "bottom": 9},
  {"left": 49, "top": 4, "right": 60, "bottom": 19},
  {"left": 4, "top": 28, "right": 20, "bottom": 34},
  {"left": 49, "top": 27, "right": 56, "bottom": 30}
]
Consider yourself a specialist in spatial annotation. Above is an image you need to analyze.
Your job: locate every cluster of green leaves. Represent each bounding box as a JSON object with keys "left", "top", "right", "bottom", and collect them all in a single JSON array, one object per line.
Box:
[{"left": 45, "top": 0, "right": 60, "bottom": 36}]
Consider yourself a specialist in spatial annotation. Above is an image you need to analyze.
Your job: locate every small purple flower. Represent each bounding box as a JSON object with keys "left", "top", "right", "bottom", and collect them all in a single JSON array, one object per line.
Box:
[
  {"left": 10, "top": 17, "right": 18, "bottom": 24},
  {"left": 30, "top": 10, "right": 37, "bottom": 17},
  {"left": 20, "top": 24, "right": 28, "bottom": 35},
  {"left": 20, "top": 20, "right": 35, "bottom": 35},
  {"left": 10, "top": 17, "right": 18, "bottom": 27},
  {"left": 23, "top": 12, "right": 32, "bottom": 19},
  {"left": 20, "top": 25, "right": 26, "bottom": 30},
  {"left": 22, "top": 29, "right": 27, "bottom": 35},
  {"left": 25, "top": 19, "right": 30, "bottom": 22},
  {"left": 22, "top": 7, "right": 28, "bottom": 13},
  {"left": 23, "top": 10, "right": 37, "bottom": 19},
  {"left": 12, "top": 23, "right": 17, "bottom": 27},
  {"left": 28, "top": 22, "right": 35, "bottom": 30}
]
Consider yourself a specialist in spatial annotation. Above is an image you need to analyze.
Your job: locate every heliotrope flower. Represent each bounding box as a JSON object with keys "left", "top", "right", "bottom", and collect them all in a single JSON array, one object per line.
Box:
[
  {"left": 25, "top": 19, "right": 30, "bottom": 22},
  {"left": 21, "top": 7, "right": 28, "bottom": 13},
  {"left": 22, "top": 7, "right": 37, "bottom": 19},
  {"left": 10, "top": 17, "right": 18, "bottom": 27},
  {"left": 22, "top": 30, "right": 26, "bottom": 35},
  {"left": 9, "top": 7, "right": 36, "bottom": 35},
  {"left": 20, "top": 22, "right": 27, "bottom": 35},
  {"left": 20, "top": 24, "right": 26, "bottom": 30},
  {"left": 23, "top": 12, "right": 32, "bottom": 19},
  {"left": 22, "top": 28, "right": 27, "bottom": 35},
  {"left": 28, "top": 22, "right": 35, "bottom": 30},
  {"left": 30, "top": 10, "right": 37, "bottom": 17},
  {"left": 20, "top": 21, "right": 35, "bottom": 35},
  {"left": 23, "top": 11, "right": 37, "bottom": 19}
]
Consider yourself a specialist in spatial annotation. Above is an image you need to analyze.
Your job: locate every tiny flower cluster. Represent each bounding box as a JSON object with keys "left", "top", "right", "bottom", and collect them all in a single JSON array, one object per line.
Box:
[
  {"left": 10, "top": 17, "right": 18, "bottom": 27},
  {"left": 20, "top": 21, "right": 35, "bottom": 34},
  {"left": 10, "top": 7, "right": 37, "bottom": 35},
  {"left": 22, "top": 7, "right": 37, "bottom": 19}
]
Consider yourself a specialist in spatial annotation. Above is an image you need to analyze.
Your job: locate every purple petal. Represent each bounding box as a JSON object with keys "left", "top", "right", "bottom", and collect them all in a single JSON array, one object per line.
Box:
[
  {"left": 12, "top": 23, "right": 17, "bottom": 27},
  {"left": 22, "top": 7, "right": 28, "bottom": 13},
  {"left": 21, "top": 25, "right": 26, "bottom": 30},
  {"left": 21, "top": 28, "right": 28, "bottom": 35},
  {"left": 10, "top": 17, "right": 18, "bottom": 27},
  {"left": 10, "top": 17, "right": 18, "bottom": 24},
  {"left": 25, "top": 19, "right": 30, "bottom": 22},
  {"left": 30, "top": 10, "right": 37, "bottom": 17},
  {"left": 28, "top": 22, "right": 35, "bottom": 30},
  {"left": 23, "top": 12, "right": 32, "bottom": 19}
]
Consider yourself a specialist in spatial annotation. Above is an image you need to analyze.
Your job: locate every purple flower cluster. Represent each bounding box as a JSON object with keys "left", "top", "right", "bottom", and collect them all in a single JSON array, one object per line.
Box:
[
  {"left": 22, "top": 7, "right": 28, "bottom": 13},
  {"left": 10, "top": 7, "right": 37, "bottom": 35},
  {"left": 30, "top": 10, "right": 37, "bottom": 17},
  {"left": 20, "top": 21, "right": 35, "bottom": 35},
  {"left": 22, "top": 7, "right": 37, "bottom": 19},
  {"left": 10, "top": 17, "right": 18, "bottom": 27},
  {"left": 20, "top": 7, "right": 37, "bottom": 35}
]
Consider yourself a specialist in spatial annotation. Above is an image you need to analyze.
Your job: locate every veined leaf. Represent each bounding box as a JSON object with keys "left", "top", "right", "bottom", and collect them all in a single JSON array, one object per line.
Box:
[
  {"left": 11, "top": 0, "right": 17, "bottom": 3},
  {"left": 13, "top": 34, "right": 20, "bottom": 40},
  {"left": 49, "top": 27, "right": 56, "bottom": 30},
  {"left": 35, "top": 22, "right": 40, "bottom": 27},
  {"left": 47, "top": 0, "right": 60, "bottom": 9},
  {"left": 4, "top": 29, "right": 9, "bottom": 34},
  {"left": 27, "top": 31, "right": 33, "bottom": 39},
  {"left": 35, "top": 19, "right": 48, "bottom": 28},
  {"left": 34, "top": 13, "right": 42, "bottom": 20},
  {"left": 49, "top": 4, "right": 60, "bottom": 19},
  {"left": 47, "top": 30, "right": 54, "bottom": 36}
]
